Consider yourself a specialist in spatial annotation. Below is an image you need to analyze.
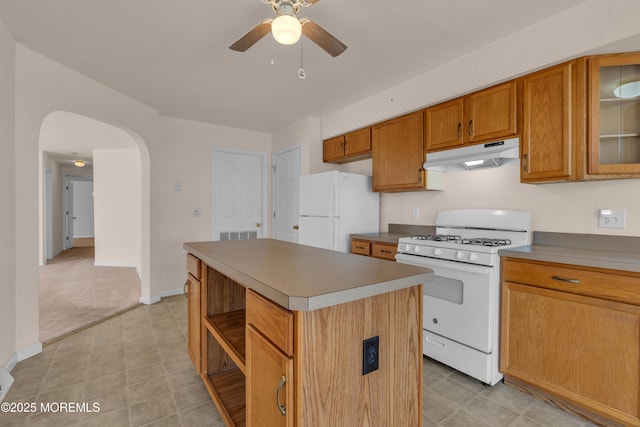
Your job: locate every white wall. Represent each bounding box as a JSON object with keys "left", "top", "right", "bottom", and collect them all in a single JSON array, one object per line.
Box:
[
  {"left": 321, "top": 0, "right": 640, "bottom": 237},
  {"left": 272, "top": 117, "right": 324, "bottom": 175},
  {"left": 156, "top": 116, "right": 271, "bottom": 297},
  {"left": 0, "top": 17, "right": 16, "bottom": 369},
  {"left": 14, "top": 45, "right": 155, "bottom": 353},
  {"left": 93, "top": 149, "right": 139, "bottom": 267}
]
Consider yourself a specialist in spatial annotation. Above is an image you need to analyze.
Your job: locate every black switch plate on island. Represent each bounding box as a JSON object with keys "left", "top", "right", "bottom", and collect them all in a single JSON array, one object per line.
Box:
[{"left": 362, "top": 336, "right": 379, "bottom": 375}]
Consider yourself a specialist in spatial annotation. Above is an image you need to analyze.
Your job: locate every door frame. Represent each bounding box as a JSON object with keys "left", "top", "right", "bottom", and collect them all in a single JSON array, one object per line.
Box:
[
  {"left": 272, "top": 145, "right": 301, "bottom": 243},
  {"left": 211, "top": 146, "right": 268, "bottom": 241}
]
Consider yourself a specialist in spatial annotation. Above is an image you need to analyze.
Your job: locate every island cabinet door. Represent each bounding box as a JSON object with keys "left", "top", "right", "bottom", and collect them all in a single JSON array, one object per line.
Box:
[{"left": 246, "top": 325, "right": 294, "bottom": 427}]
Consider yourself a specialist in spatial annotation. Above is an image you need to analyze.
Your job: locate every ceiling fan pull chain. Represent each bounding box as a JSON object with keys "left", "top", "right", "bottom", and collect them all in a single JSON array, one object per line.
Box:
[
  {"left": 298, "top": 38, "right": 306, "bottom": 79},
  {"left": 271, "top": 36, "right": 275, "bottom": 64}
]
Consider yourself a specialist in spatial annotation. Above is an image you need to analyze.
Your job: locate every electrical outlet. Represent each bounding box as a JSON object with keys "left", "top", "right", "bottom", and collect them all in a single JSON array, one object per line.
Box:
[
  {"left": 598, "top": 209, "right": 625, "bottom": 229},
  {"left": 362, "top": 336, "right": 379, "bottom": 375},
  {"left": 175, "top": 181, "right": 182, "bottom": 192},
  {"left": 192, "top": 208, "right": 201, "bottom": 218}
]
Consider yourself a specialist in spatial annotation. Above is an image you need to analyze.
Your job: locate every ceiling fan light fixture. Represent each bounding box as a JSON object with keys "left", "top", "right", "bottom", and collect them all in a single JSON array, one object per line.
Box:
[
  {"left": 271, "top": 13, "right": 301, "bottom": 45},
  {"left": 613, "top": 80, "right": 640, "bottom": 99}
]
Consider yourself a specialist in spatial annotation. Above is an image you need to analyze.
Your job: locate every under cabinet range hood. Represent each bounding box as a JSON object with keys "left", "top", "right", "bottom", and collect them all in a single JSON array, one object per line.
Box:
[{"left": 424, "top": 138, "right": 520, "bottom": 171}]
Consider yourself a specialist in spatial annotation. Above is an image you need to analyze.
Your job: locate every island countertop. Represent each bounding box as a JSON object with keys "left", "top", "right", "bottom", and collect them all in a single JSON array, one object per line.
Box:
[{"left": 184, "top": 238, "right": 433, "bottom": 311}]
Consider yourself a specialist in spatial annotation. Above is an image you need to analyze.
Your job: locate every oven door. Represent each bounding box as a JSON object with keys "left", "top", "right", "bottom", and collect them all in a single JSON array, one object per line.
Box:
[{"left": 395, "top": 253, "right": 497, "bottom": 353}]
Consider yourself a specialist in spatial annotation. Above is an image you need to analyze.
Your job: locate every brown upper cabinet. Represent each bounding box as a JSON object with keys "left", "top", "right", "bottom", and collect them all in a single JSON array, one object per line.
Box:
[
  {"left": 425, "top": 81, "right": 518, "bottom": 152},
  {"left": 520, "top": 59, "right": 587, "bottom": 183},
  {"left": 323, "top": 127, "right": 372, "bottom": 163},
  {"left": 588, "top": 52, "right": 640, "bottom": 176},
  {"left": 522, "top": 52, "right": 640, "bottom": 183},
  {"left": 371, "top": 111, "right": 430, "bottom": 192}
]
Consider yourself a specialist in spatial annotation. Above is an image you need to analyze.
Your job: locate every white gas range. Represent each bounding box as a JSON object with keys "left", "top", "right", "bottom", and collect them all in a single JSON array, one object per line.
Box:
[{"left": 395, "top": 209, "right": 531, "bottom": 385}]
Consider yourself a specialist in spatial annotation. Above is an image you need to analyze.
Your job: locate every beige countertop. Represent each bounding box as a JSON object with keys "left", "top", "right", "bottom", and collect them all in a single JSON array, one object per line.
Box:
[
  {"left": 499, "top": 245, "right": 640, "bottom": 273},
  {"left": 350, "top": 232, "right": 409, "bottom": 245},
  {"left": 184, "top": 239, "right": 433, "bottom": 311}
]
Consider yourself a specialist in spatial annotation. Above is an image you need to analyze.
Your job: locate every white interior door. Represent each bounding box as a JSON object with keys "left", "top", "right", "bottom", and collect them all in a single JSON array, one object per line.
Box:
[
  {"left": 213, "top": 148, "right": 265, "bottom": 241},
  {"left": 273, "top": 146, "right": 300, "bottom": 243},
  {"left": 64, "top": 180, "right": 74, "bottom": 250}
]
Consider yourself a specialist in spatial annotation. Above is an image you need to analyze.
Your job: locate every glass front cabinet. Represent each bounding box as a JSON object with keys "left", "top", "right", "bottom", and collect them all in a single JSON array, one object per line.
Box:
[{"left": 589, "top": 52, "right": 640, "bottom": 175}]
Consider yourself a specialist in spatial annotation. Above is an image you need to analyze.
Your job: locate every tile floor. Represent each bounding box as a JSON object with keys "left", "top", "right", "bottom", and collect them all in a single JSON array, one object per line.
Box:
[{"left": 2, "top": 295, "right": 595, "bottom": 427}]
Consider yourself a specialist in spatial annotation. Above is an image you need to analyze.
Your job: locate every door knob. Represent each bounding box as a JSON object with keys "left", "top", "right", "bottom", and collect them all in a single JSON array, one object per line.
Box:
[
  {"left": 256, "top": 223, "right": 261, "bottom": 227},
  {"left": 293, "top": 225, "right": 299, "bottom": 230}
]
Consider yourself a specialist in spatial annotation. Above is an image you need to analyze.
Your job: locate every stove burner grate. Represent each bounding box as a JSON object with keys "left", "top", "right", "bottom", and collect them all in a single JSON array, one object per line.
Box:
[
  {"left": 411, "top": 234, "right": 461, "bottom": 242},
  {"left": 410, "top": 235, "right": 512, "bottom": 247}
]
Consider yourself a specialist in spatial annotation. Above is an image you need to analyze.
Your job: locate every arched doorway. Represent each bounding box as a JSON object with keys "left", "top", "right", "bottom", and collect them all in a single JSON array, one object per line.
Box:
[{"left": 38, "top": 111, "right": 148, "bottom": 343}]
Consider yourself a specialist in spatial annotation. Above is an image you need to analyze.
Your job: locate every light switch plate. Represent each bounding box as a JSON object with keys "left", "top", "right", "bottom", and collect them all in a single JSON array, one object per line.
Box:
[{"left": 598, "top": 209, "right": 625, "bottom": 229}]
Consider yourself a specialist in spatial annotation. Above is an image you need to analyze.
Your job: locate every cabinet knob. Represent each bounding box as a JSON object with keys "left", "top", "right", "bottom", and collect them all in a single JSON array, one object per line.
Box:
[
  {"left": 457, "top": 122, "right": 461, "bottom": 138},
  {"left": 468, "top": 119, "right": 474, "bottom": 136},
  {"left": 523, "top": 153, "right": 528, "bottom": 173},
  {"left": 183, "top": 280, "right": 188, "bottom": 297},
  {"left": 256, "top": 222, "right": 261, "bottom": 228},
  {"left": 276, "top": 375, "right": 287, "bottom": 416},
  {"left": 293, "top": 225, "right": 299, "bottom": 230}
]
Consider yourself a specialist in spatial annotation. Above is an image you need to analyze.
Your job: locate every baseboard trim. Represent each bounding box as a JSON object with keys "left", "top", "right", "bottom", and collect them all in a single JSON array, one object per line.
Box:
[
  {"left": 139, "top": 295, "right": 160, "bottom": 305},
  {"left": 140, "top": 287, "right": 184, "bottom": 305},
  {"left": 94, "top": 261, "right": 137, "bottom": 268},
  {"left": 16, "top": 342, "right": 42, "bottom": 362},
  {"left": 160, "top": 287, "right": 185, "bottom": 298}
]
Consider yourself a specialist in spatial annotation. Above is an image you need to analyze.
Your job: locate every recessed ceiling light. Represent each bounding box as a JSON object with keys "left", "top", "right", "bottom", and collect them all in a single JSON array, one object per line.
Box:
[{"left": 74, "top": 160, "right": 85, "bottom": 167}]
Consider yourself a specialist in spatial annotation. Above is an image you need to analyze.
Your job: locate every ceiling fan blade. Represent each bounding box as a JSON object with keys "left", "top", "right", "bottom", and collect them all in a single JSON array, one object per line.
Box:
[
  {"left": 301, "top": 19, "right": 347, "bottom": 57},
  {"left": 229, "top": 20, "right": 272, "bottom": 52}
]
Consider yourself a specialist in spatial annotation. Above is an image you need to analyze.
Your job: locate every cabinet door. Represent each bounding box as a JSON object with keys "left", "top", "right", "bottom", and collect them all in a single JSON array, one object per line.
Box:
[
  {"left": 323, "top": 135, "right": 345, "bottom": 162},
  {"left": 588, "top": 52, "right": 640, "bottom": 175},
  {"left": 501, "top": 281, "right": 640, "bottom": 426},
  {"left": 372, "top": 111, "right": 426, "bottom": 192},
  {"left": 246, "top": 326, "right": 294, "bottom": 427},
  {"left": 465, "top": 81, "right": 517, "bottom": 143},
  {"left": 186, "top": 273, "right": 201, "bottom": 373},
  {"left": 425, "top": 98, "right": 464, "bottom": 151},
  {"left": 521, "top": 61, "right": 578, "bottom": 182},
  {"left": 344, "top": 127, "right": 371, "bottom": 157}
]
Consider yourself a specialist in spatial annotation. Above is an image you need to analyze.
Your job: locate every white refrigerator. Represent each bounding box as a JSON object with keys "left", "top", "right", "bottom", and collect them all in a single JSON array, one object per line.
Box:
[{"left": 298, "top": 171, "right": 379, "bottom": 252}]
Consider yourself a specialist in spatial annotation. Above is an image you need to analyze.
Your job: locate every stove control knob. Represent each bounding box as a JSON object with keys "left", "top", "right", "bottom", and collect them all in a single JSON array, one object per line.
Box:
[
  {"left": 456, "top": 251, "right": 464, "bottom": 260},
  {"left": 414, "top": 246, "right": 421, "bottom": 253},
  {"left": 433, "top": 248, "right": 442, "bottom": 256},
  {"left": 469, "top": 253, "right": 478, "bottom": 261},
  {"left": 403, "top": 244, "right": 411, "bottom": 252}
]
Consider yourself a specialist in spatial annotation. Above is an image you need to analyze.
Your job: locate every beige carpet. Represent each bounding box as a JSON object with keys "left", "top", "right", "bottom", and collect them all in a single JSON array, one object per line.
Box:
[{"left": 39, "top": 246, "right": 141, "bottom": 344}]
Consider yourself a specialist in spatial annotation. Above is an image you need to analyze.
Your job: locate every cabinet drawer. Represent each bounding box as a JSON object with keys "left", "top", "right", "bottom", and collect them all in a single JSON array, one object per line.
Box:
[
  {"left": 371, "top": 243, "right": 397, "bottom": 261},
  {"left": 351, "top": 240, "right": 371, "bottom": 256},
  {"left": 502, "top": 258, "right": 640, "bottom": 305},
  {"left": 246, "top": 289, "right": 294, "bottom": 356},
  {"left": 187, "top": 253, "right": 201, "bottom": 280}
]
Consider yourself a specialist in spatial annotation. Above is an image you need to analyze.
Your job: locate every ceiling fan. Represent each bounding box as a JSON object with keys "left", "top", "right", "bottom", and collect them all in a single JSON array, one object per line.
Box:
[{"left": 229, "top": 0, "right": 347, "bottom": 57}]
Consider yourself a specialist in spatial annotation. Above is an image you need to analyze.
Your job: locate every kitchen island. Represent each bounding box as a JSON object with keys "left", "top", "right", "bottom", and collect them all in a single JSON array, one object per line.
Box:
[{"left": 183, "top": 239, "right": 432, "bottom": 427}]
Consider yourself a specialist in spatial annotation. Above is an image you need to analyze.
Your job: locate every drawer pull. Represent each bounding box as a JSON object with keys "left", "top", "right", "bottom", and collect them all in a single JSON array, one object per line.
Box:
[
  {"left": 276, "top": 375, "right": 287, "bottom": 416},
  {"left": 183, "top": 280, "right": 188, "bottom": 297},
  {"left": 380, "top": 249, "right": 393, "bottom": 254},
  {"left": 552, "top": 275, "right": 581, "bottom": 284},
  {"left": 356, "top": 245, "right": 366, "bottom": 250}
]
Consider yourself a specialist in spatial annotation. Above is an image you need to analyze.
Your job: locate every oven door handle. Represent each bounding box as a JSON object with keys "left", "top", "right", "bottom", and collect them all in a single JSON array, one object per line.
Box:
[{"left": 395, "top": 253, "right": 493, "bottom": 275}]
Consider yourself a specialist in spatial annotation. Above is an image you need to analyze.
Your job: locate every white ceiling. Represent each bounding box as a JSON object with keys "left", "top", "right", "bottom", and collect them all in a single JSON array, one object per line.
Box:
[{"left": 0, "top": 0, "right": 591, "bottom": 133}]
